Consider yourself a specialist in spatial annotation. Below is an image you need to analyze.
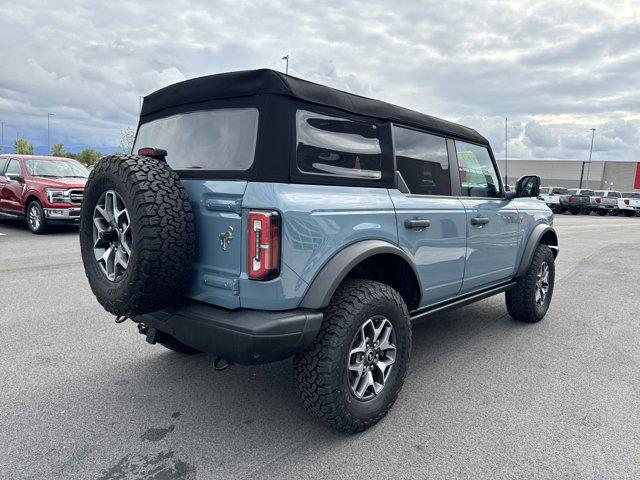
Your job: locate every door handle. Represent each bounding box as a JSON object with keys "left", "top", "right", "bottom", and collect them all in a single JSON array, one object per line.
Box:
[
  {"left": 471, "top": 216, "right": 490, "bottom": 226},
  {"left": 404, "top": 218, "right": 430, "bottom": 229}
]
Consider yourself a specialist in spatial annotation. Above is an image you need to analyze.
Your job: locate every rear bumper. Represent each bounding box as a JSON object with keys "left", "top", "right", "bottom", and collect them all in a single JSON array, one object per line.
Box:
[{"left": 135, "top": 300, "right": 323, "bottom": 365}]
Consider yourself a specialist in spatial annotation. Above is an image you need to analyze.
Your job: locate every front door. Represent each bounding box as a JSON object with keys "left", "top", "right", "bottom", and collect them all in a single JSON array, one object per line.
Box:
[
  {"left": 390, "top": 126, "right": 467, "bottom": 308},
  {"left": 0, "top": 159, "right": 25, "bottom": 213},
  {"left": 453, "top": 140, "right": 519, "bottom": 292}
]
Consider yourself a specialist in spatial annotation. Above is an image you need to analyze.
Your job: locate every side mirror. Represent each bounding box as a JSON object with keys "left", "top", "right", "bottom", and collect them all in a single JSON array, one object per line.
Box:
[
  {"left": 515, "top": 175, "right": 541, "bottom": 198},
  {"left": 5, "top": 173, "right": 23, "bottom": 182}
]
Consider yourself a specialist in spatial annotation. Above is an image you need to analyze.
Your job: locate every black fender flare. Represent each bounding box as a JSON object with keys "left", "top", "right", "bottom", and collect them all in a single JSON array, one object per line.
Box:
[
  {"left": 299, "top": 239, "right": 422, "bottom": 309},
  {"left": 515, "top": 223, "right": 559, "bottom": 277}
]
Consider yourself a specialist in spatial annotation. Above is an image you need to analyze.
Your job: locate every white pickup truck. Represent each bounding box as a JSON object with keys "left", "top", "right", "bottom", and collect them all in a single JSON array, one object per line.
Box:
[
  {"left": 619, "top": 192, "right": 640, "bottom": 217},
  {"left": 538, "top": 187, "right": 565, "bottom": 213}
]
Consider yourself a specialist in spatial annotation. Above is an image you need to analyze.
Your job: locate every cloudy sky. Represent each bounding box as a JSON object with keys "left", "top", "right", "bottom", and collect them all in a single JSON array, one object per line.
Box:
[{"left": 0, "top": 0, "right": 638, "bottom": 160}]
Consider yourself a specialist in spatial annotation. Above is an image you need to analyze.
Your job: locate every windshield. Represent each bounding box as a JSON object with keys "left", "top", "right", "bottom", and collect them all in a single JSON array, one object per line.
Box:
[
  {"left": 134, "top": 108, "right": 259, "bottom": 171},
  {"left": 25, "top": 159, "right": 89, "bottom": 178}
]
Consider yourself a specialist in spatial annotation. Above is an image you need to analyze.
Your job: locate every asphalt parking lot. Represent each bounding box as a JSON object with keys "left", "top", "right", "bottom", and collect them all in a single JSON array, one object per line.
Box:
[{"left": 1, "top": 214, "right": 639, "bottom": 480}]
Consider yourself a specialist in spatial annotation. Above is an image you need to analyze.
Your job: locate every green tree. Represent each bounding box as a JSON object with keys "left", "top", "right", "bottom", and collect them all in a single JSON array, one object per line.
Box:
[
  {"left": 117, "top": 126, "right": 135, "bottom": 154},
  {"left": 51, "top": 143, "right": 68, "bottom": 157},
  {"left": 14, "top": 138, "right": 34, "bottom": 155},
  {"left": 76, "top": 148, "right": 102, "bottom": 166}
]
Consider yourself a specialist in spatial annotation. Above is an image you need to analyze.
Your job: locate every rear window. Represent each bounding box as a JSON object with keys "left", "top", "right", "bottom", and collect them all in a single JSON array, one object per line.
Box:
[
  {"left": 552, "top": 188, "right": 568, "bottom": 194},
  {"left": 606, "top": 191, "right": 621, "bottom": 198},
  {"left": 296, "top": 110, "right": 383, "bottom": 180},
  {"left": 567, "top": 189, "right": 577, "bottom": 194},
  {"left": 134, "top": 108, "right": 259, "bottom": 171},
  {"left": 580, "top": 190, "right": 595, "bottom": 196},
  {"left": 540, "top": 187, "right": 551, "bottom": 194},
  {"left": 624, "top": 192, "right": 640, "bottom": 198}
]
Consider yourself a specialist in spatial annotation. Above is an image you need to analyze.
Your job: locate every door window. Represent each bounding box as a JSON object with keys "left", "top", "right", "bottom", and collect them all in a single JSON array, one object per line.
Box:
[
  {"left": 455, "top": 141, "right": 500, "bottom": 198},
  {"left": 5, "top": 159, "right": 22, "bottom": 176},
  {"left": 393, "top": 126, "right": 450, "bottom": 196}
]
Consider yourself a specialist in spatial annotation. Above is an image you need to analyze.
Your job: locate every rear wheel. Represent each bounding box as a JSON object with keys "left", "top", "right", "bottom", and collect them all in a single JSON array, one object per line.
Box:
[
  {"left": 506, "top": 244, "right": 555, "bottom": 323},
  {"left": 596, "top": 210, "right": 607, "bottom": 216},
  {"left": 624, "top": 210, "right": 635, "bottom": 217},
  {"left": 26, "top": 200, "right": 48, "bottom": 234},
  {"left": 570, "top": 208, "right": 580, "bottom": 215},
  {"left": 294, "top": 280, "right": 411, "bottom": 433}
]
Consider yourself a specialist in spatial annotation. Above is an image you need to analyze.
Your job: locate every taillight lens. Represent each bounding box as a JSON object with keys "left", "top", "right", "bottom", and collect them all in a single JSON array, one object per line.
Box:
[
  {"left": 595, "top": 197, "right": 601, "bottom": 203},
  {"left": 624, "top": 199, "right": 630, "bottom": 205},
  {"left": 567, "top": 195, "right": 573, "bottom": 202},
  {"left": 248, "top": 210, "right": 280, "bottom": 280}
]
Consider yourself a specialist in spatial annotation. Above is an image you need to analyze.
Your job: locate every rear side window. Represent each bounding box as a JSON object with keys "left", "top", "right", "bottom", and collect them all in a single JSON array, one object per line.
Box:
[
  {"left": 296, "top": 110, "right": 383, "bottom": 180},
  {"left": 455, "top": 141, "right": 500, "bottom": 198},
  {"left": 393, "top": 126, "right": 450, "bottom": 195},
  {"left": 134, "top": 108, "right": 259, "bottom": 171}
]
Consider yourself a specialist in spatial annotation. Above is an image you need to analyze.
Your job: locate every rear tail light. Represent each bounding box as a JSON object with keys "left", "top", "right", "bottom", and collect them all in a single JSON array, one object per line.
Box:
[
  {"left": 624, "top": 199, "right": 630, "bottom": 205},
  {"left": 566, "top": 195, "right": 573, "bottom": 202},
  {"left": 248, "top": 210, "right": 280, "bottom": 280},
  {"left": 595, "top": 197, "right": 601, "bottom": 203}
]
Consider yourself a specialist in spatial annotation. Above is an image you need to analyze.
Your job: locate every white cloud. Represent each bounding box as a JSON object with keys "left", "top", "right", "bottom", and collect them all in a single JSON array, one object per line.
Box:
[{"left": 0, "top": 0, "right": 638, "bottom": 159}]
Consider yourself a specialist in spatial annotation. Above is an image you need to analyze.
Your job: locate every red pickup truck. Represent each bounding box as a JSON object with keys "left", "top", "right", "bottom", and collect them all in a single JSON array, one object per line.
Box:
[{"left": 0, "top": 154, "right": 88, "bottom": 233}]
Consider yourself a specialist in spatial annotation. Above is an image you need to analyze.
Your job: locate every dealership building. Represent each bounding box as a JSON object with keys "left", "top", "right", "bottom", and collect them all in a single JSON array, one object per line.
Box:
[{"left": 495, "top": 159, "right": 640, "bottom": 192}]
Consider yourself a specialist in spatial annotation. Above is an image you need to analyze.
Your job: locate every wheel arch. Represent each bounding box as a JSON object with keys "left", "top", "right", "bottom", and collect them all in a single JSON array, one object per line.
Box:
[
  {"left": 515, "top": 223, "right": 559, "bottom": 278},
  {"left": 299, "top": 240, "right": 422, "bottom": 311},
  {"left": 24, "top": 194, "right": 43, "bottom": 214}
]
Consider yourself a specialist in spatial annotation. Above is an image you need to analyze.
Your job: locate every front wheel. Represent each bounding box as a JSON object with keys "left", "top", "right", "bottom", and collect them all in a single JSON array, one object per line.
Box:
[
  {"left": 506, "top": 244, "right": 555, "bottom": 323},
  {"left": 26, "top": 200, "right": 48, "bottom": 234},
  {"left": 624, "top": 210, "right": 635, "bottom": 217},
  {"left": 294, "top": 280, "right": 411, "bottom": 433}
]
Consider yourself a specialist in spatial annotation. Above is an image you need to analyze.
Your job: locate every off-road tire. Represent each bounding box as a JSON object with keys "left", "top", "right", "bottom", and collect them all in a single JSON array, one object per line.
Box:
[
  {"left": 506, "top": 244, "right": 555, "bottom": 323},
  {"left": 79, "top": 154, "right": 195, "bottom": 317},
  {"left": 294, "top": 279, "right": 411, "bottom": 433},
  {"left": 26, "top": 200, "right": 48, "bottom": 234}
]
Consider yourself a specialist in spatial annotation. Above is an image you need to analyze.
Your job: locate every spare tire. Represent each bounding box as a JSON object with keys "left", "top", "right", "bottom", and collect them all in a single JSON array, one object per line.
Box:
[{"left": 79, "top": 154, "right": 195, "bottom": 316}]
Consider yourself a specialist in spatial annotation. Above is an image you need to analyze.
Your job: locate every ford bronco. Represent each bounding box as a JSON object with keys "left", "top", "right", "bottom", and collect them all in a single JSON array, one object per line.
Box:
[{"left": 79, "top": 69, "right": 558, "bottom": 432}]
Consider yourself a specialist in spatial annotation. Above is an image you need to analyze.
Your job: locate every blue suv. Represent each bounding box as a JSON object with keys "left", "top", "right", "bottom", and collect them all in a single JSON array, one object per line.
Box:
[{"left": 80, "top": 69, "right": 558, "bottom": 432}]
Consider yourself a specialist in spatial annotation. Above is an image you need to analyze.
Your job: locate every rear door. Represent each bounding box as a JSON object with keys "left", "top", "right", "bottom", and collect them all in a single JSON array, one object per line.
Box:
[
  {"left": 133, "top": 107, "right": 260, "bottom": 309},
  {"left": 453, "top": 140, "right": 519, "bottom": 292},
  {"left": 389, "top": 125, "right": 467, "bottom": 307}
]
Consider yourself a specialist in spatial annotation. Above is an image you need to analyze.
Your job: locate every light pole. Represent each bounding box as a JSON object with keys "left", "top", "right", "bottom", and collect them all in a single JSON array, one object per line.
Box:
[
  {"left": 1, "top": 121, "right": 4, "bottom": 153},
  {"left": 579, "top": 128, "right": 595, "bottom": 188},
  {"left": 47, "top": 113, "right": 54, "bottom": 155},
  {"left": 504, "top": 117, "right": 508, "bottom": 187},
  {"left": 282, "top": 55, "right": 289, "bottom": 74}
]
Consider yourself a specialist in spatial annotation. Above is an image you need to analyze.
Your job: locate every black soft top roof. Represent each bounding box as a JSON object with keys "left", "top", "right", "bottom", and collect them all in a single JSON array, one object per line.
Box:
[{"left": 141, "top": 69, "right": 489, "bottom": 145}]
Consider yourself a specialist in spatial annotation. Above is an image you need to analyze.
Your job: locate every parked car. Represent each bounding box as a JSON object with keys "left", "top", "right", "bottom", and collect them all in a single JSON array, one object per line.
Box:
[
  {"left": 79, "top": 69, "right": 558, "bottom": 433},
  {"left": 561, "top": 188, "right": 592, "bottom": 214},
  {"left": 619, "top": 192, "right": 640, "bottom": 217},
  {"left": 0, "top": 154, "right": 88, "bottom": 233},
  {"left": 538, "top": 187, "right": 564, "bottom": 213},
  {"left": 592, "top": 190, "right": 620, "bottom": 215}
]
